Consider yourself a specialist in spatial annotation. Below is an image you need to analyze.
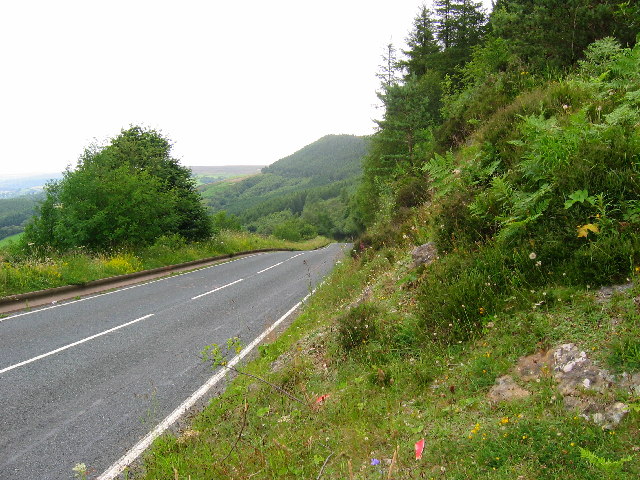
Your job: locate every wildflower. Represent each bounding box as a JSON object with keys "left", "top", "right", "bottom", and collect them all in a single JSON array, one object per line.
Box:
[
  {"left": 371, "top": 458, "right": 380, "bottom": 466},
  {"left": 535, "top": 260, "right": 542, "bottom": 267},
  {"left": 529, "top": 252, "right": 537, "bottom": 260},
  {"left": 72, "top": 464, "right": 87, "bottom": 478},
  {"left": 500, "top": 417, "right": 509, "bottom": 424}
]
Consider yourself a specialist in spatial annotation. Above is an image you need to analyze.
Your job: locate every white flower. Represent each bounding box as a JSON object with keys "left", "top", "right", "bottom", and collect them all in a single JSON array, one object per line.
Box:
[{"left": 529, "top": 252, "right": 537, "bottom": 260}]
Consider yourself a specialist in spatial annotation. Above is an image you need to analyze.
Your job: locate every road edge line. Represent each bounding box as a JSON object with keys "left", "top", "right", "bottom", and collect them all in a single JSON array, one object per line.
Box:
[{"left": 97, "top": 291, "right": 314, "bottom": 480}]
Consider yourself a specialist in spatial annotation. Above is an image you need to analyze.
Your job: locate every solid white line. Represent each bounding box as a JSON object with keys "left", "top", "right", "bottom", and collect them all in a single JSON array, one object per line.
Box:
[
  {"left": 97, "top": 291, "right": 314, "bottom": 480},
  {"left": 0, "top": 314, "right": 154, "bottom": 375},
  {"left": 190, "top": 278, "right": 244, "bottom": 300}
]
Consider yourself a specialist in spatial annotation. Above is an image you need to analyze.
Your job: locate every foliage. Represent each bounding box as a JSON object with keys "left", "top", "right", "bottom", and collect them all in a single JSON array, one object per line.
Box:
[
  {"left": 490, "top": 0, "right": 638, "bottom": 73},
  {"left": 210, "top": 211, "right": 242, "bottom": 234},
  {"left": 202, "top": 135, "right": 368, "bottom": 239},
  {"left": 24, "top": 126, "right": 211, "bottom": 251},
  {"left": 135, "top": 7, "right": 640, "bottom": 480}
]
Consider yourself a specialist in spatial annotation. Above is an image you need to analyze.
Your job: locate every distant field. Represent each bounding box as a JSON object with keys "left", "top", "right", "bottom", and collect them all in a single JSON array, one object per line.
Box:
[
  {"left": 0, "top": 232, "right": 23, "bottom": 247},
  {"left": 188, "top": 165, "right": 264, "bottom": 187},
  {"left": 188, "top": 165, "right": 265, "bottom": 175}
]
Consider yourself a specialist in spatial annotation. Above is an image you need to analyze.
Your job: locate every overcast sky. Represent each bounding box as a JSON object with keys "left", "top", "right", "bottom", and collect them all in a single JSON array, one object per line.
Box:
[{"left": 0, "top": 0, "right": 493, "bottom": 176}]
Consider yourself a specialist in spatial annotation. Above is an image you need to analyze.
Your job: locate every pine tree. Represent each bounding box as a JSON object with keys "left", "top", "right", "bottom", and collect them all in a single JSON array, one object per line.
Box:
[
  {"left": 490, "top": 0, "right": 638, "bottom": 72},
  {"left": 376, "top": 43, "right": 401, "bottom": 88},
  {"left": 402, "top": 5, "right": 441, "bottom": 78},
  {"left": 434, "top": 0, "right": 487, "bottom": 76}
]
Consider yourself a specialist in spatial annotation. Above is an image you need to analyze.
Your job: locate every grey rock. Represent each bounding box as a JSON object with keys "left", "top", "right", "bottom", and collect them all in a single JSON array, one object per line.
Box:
[{"left": 411, "top": 242, "right": 439, "bottom": 268}]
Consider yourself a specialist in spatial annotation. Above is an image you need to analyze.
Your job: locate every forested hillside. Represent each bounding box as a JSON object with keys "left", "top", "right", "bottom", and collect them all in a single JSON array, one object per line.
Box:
[
  {"left": 201, "top": 134, "right": 369, "bottom": 240},
  {"left": 0, "top": 196, "right": 39, "bottom": 240}
]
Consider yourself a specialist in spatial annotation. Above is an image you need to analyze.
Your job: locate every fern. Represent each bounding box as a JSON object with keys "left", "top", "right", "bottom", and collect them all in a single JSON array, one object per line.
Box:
[
  {"left": 423, "top": 151, "right": 458, "bottom": 199},
  {"left": 496, "top": 184, "right": 552, "bottom": 243},
  {"left": 579, "top": 447, "right": 633, "bottom": 472}
]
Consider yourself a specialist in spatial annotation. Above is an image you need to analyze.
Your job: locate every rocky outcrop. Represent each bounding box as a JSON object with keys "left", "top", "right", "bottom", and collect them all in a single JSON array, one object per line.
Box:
[{"left": 493, "top": 343, "right": 639, "bottom": 429}]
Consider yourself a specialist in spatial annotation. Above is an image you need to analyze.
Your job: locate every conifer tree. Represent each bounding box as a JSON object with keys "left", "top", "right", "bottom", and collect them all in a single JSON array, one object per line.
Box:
[
  {"left": 490, "top": 0, "right": 637, "bottom": 72},
  {"left": 434, "top": 0, "right": 487, "bottom": 76},
  {"left": 402, "top": 5, "right": 441, "bottom": 78},
  {"left": 376, "top": 43, "right": 401, "bottom": 87}
]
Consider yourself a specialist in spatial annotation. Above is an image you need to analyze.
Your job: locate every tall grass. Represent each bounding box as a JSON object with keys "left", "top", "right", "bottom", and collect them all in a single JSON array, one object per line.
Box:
[{"left": 0, "top": 231, "right": 329, "bottom": 298}]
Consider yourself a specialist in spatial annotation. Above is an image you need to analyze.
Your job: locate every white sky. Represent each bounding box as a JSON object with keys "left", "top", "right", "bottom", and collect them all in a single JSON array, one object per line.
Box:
[{"left": 0, "top": 0, "right": 493, "bottom": 176}]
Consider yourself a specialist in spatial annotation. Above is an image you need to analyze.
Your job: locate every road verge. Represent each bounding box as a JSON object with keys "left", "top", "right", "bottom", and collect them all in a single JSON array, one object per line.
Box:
[{"left": 0, "top": 248, "right": 292, "bottom": 315}]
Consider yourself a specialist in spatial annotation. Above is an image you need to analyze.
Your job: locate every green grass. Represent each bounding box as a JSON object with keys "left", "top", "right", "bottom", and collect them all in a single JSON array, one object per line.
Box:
[
  {"left": 0, "top": 232, "right": 23, "bottom": 247},
  {"left": 133, "top": 245, "right": 640, "bottom": 480},
  {"left": 0, "top": 231, "right": 330, "bottom": 298}
]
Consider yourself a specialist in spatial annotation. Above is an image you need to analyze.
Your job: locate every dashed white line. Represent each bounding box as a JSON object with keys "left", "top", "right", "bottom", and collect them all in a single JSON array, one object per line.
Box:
[
  {"left": 0, "top": 314, "right": 155, "bottom": 375},
  {"left": 255, "top": 252, "right": 305, "bottom": 275},
  {"left": 190, "top": 278, "right": 244, "bottom": 300}
]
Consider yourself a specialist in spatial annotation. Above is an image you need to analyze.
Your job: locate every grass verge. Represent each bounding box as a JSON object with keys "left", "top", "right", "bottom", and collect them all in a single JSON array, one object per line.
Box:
[{"left": 0, "top": 231, "right": 330, "bottom": 298}]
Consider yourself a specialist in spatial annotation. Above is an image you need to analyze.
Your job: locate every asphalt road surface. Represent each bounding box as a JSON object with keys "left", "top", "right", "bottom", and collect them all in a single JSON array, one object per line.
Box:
[{"left": 0, "top": 244, "right": 349, "bottom": 479}]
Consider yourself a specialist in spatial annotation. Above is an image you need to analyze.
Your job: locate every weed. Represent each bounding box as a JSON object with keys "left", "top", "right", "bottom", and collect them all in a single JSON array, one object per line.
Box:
[{"left": 336, "top": 302, "right": 380, "bottom": 352}]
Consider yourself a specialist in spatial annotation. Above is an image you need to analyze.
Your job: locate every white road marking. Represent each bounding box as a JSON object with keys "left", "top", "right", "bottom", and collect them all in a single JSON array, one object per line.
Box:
[
  {"left": 0, "top": 314, "right": 155, "bottom": 375},
  {"left": 255, "top": 252, "right": 305, "bottom": 275},
  {"left": 97, "top": 291, "right": 314, "bottom": 480},
  {"left": 190, "top": 278, "right": 244, "bottom": 300}
]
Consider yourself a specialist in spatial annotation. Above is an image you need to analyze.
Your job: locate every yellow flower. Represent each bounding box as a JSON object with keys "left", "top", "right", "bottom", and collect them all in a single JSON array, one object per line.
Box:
[
  {"left": 577, "top": 223, "right": 599, "bottom": 238},
  {"left": 500, "top": 417, "right": 510, "bottom": 424}
]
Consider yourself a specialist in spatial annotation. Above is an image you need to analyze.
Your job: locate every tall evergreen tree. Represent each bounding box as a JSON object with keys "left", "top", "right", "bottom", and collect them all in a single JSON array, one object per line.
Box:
[
  {"left": 402, "top": 5, "right": 441, "bottom": 78},
  {"left": 376, "top": 43, "right": 401, "bottom": 87},
  {"left": 434, "top": 0, "right": 487, "bottom": 76}
]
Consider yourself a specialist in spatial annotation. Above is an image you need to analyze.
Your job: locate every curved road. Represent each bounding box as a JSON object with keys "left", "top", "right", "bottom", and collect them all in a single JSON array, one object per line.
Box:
[{"left": 0, "top": 244, "right": 348, "bottom": 479}]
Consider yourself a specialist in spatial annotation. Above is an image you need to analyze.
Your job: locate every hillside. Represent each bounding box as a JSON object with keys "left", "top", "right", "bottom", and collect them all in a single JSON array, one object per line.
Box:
[
  {"left": 200, "top": 134, "right": 369, "bottom": 240},
  {"left": 0, "top": 195, "right": 40, "bottom": 241}
]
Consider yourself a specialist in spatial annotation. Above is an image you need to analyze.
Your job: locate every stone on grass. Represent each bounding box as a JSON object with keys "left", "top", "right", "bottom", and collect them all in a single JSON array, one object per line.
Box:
[
  {"left": 487, "top": 375, "right": 531, "bottom": 403},
  {"left": 411, "top": 242, "right": 438, "bottom": 268}
]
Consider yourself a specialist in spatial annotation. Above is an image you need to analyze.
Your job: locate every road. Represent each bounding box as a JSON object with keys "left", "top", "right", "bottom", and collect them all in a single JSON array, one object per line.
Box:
[{"left": 0, "top": 244, "right": 348, "bottom": 479}]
